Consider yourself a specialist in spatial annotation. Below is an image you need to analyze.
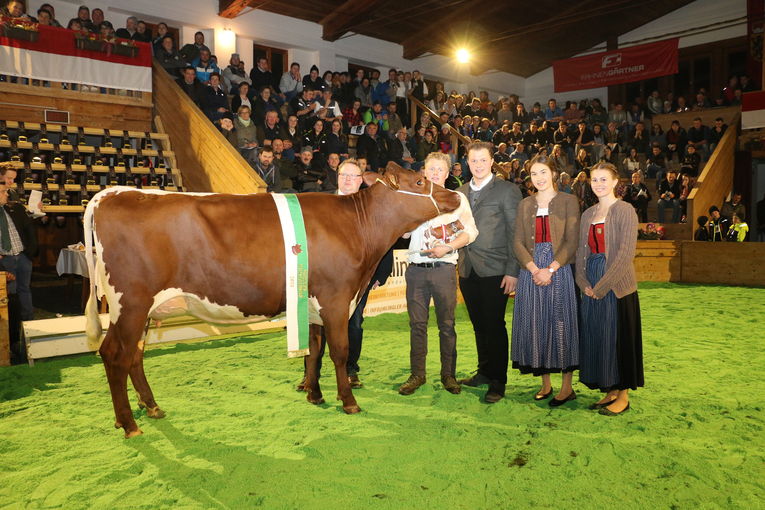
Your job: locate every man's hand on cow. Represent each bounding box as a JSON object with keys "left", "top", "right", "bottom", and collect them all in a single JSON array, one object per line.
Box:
[{"left": 500, "top": 275, "right": 517, "bottom": 295}]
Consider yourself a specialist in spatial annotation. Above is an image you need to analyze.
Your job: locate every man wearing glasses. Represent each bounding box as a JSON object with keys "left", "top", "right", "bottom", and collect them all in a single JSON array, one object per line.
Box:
[{"left": 297, "top": 159, "right": 393, "bottom": 389}]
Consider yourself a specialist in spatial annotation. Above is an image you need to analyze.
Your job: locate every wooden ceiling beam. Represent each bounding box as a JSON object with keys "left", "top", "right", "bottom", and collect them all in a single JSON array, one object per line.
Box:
[
  {"left": 219, "top": 0, "right": 273, "bottom": 19},
  {"left": 320, "top": 0, "right": 385, "bottom": 42}
]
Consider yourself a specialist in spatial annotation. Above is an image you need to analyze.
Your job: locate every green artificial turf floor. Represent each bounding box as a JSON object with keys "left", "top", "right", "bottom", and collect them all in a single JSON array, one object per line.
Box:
[{"left": 0, "top": 282, "right": 763, "bottom": 509}]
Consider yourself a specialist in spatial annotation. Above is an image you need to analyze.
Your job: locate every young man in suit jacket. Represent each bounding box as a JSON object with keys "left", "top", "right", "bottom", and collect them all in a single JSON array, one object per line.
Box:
[{"left": 457, "top": 142, "right": 523, "bottom": 403}]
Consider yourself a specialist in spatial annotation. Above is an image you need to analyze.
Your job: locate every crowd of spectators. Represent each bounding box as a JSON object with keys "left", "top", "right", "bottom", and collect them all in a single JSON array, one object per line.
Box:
[{"left": 1, "top": 0, "right": 753, "bottom": 227}]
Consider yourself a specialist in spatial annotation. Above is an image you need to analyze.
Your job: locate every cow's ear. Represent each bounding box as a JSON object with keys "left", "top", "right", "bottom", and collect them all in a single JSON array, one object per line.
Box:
[
  {"left": 388, "top": 173, "right": 399, "bottom": 189},
  {"left": 362, "top": 171, "right": 379, "bottom": 188}
]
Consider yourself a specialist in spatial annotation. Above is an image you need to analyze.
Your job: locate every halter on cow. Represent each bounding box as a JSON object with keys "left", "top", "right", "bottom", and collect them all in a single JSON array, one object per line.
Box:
[{"left": 84, "top": 164, "right": 460, "bottom": 437}]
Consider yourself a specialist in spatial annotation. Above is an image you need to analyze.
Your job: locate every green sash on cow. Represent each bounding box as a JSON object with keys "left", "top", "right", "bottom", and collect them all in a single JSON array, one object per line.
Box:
[{"left": 271, "top": 193, "right": 310, "bottom": 357}]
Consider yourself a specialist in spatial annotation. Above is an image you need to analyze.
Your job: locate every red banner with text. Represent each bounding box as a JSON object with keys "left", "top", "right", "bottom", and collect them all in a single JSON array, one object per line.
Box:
[{"left": 553, "top": 39, "right": 679, "bottom": 93}]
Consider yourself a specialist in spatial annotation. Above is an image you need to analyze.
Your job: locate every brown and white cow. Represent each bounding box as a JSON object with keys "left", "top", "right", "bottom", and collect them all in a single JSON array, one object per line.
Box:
[{"left": 84, "top": 164, "right": 460, "bottom": 437}]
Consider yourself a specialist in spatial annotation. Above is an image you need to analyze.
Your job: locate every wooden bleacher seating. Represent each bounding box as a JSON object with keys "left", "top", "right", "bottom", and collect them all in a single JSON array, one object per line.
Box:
[{"left": 0, "top": 120, "right": 184, "bottom": 212}]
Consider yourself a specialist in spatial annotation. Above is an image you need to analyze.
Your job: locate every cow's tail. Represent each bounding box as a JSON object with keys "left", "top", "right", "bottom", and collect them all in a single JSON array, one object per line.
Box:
[{"left": 83, "top": 195, "right": 103, "bottom": 349}]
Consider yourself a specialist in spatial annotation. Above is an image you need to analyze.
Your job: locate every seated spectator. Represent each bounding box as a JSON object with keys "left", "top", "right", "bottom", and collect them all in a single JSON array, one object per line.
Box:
[
  {"left": 497, "top": 102, "right": 513, "bottom": 126},
  {"left": 437, "top": 124, "right": 455, "bottom": 160},
  {"left": 574, "top": 121, "right": 594, "bottom": 158},
  {"left": 270, "top": 139, "right": 296, "bottom": 189},
  {"left": 252, "top": 145, "right": 282, "bottom": 193},
  {"left": 657, "top": 171, "right": 681, "bottom": 223},
  {"left": 202, "top": 72, "right": 229, "bottom": 122},
  {"left": 665, "top": 120, "right": 687, "bottom": 162},
  {"left": 563, "top": 100, "right": 583, "bottom": 124},
  {"left": 601, "top": 145, "right": 617, "bottom": 166},
  {"left": 692, "top": 92, "right": 710, "bottom": 111},
  {"left": 356, "top": 122, "right": 388, "bottom": 172},
  {"left": 223, "top": 54, "right": 252, "bottom": 95},
  {"left": 604, "top": 121, "right": 623, "bottom": 155},
  {"left": 679, "top": 144, "right": 701, "bottom": 179},
  {"left": 708, "top": 206, "right": 730, "bottom": 241},
  {"left": 180, "top": 32, "right": 210, "bottom": 64},
  {"left": 492, "top": 123, "right": 511, "bottom": 146},
  {"left": 544, "top": 98, "right": 564, "bottom": 126},
  {"left": 257, "top": 111, "right": 283, "bottom": 146},
  {"left": 559, "top": 172, "right": 572, "bottom": 194},
  {"left": 627, "top": 103, "right": 645, "bottom": 131},
  {"left": 156, "top": 36, "right": 186, "bottom": 81},
  {"left": 721, "top": 192, "right": 745, "bottom": 222},
  {"left": 507, "top": 159, "right": 523, "bottom": 181},
  {"left": 342, "top": 99, "right": 364, "bottom": 132},
  {"left": 687, "top": 117, "right": 710, "bottom": 160},
  {"left": 281, "top": 115, "right": 302, "bottom": 158},
  {"left": 727, "top": 213, "right": 749, "bottom": 242},
  {"left": 192, "top": 48, "right": 219, "bottom": 85},
  {"left": 514, "top": 103, "right": 530, "bottom": 127},
  {"left": 445, "top": 162, "right": 464, "bottom": 190},
  {"left": 508, "top": 122, "right": 524, "bottom": 145},
  {"left": 675, "top": 95, "right": 690, "bottom": 112},
  {"left": 494, "top": 143, "right": 511, "bottom": 163},
  {"left": 628, "top": 121, "right": 649, "bottom": 156},
  {"left": 387, "top": 128, "right": 414, "bottom": 169},
  {"left": 589, "top": 123, "right": 605, "bottom": 162},
  {"left": 219, "top": 113, "right": 237, "bottom": 148},
  {"left": 303, "top": 65, "right": 326, "bottom": 92},
  {"left": 178, "top": 67, "right": 205, "bottom": 107},
  {"left": 152, "top": 22, "right": 170, "bottom": 54},
  {"left": 322, "top": 153, "right": 341, "bottom": 193},
  {"left": 647, "top": 90, "right": 663, "bottom": 115},
  {"left": 572, "top": 171, "right": 595, "bottom": 212},
  {"left": 709, "top": 117, "right": 727, "bottom": 153},
  {"left": 67, "top": 18, "right": 83, "bottom": 31},
  {"left": 523, "top": 121, "right": 546, "bottom": 155},
  {"left": 233, "top": 105, "right": 259, "bottom": 163},
  {"left": 115, "top": 16, "right": 138, "bottom": 40},
  {"left": 608, "top": 103, "right": 627, "bottom": 129},
  {"left": 622, "top": 148, "right": 642, "bottom": 177},
  {"left": 553, "top": 121, "right": 574, "bottom": 165},
  {"left": 529, "top": 102, "right": 545, "bottom": 125},
  {"left": 289, "top": 87, "right": 316, "bottom": 132},
  {"left": 98, "top": 20, "right": 115, "bottom": 41},
  {"left": 294, "top": 147, "right": 325, "bottom": 192},
  {"left": 475, "top": 118, "right": 493, "bottom": 142},
  {"left": 303, "top": 119, "right": 328, "bottom": 161},
  {"left": 649, "top": 123, "right": 666, "bottom": 150},
  {"left": 694, "top": 215, "right": 710, "bottom": 241},
  {"left": 646, "top": 144, "right": 667, "bottom": 184},
  {"left": 324, "top": 119, "right": 348, "bottom": 160},
  {"left": 624, "top": 171, "right": 651, "bottom": 222},
  {"left": 252, "top": 86, "right": 281, "bottom": 124},
  {"left": 231, "top": 82, "right": 253, "bottom": 116},
  {"left": 362, "top": 102, "right": 389, "bottom": 135},
  {"left": 386, "top": 103, "right": 403, "bottom": 139},
  {"left": 550, "top": 144, "right": 567, "bottom": 172},
  {"left": 509, "top": 142, "right": 529, "bottom": 166},
  {"left": 575, "top": 148, "right": 592, "bottom": 175},
  {"left": 415, "top": 129, "right": 437, "bottom": 163},
  {"left": 249, "top": 57, "right": 276, "bottom": 96},
  {"left": 314, "top": 89, "right": 342, "bottom": 124},
  {"left": 354, "top": 77, "right": 373, "bottom": 110}
]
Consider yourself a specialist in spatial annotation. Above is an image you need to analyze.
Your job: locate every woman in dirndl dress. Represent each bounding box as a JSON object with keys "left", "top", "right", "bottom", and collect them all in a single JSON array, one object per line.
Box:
[
  {"left": 576, "top": 162, "right": 644, "bottom": 415},
  {"left": 511, "top": 154, "right": 581, "bottom": 406}
]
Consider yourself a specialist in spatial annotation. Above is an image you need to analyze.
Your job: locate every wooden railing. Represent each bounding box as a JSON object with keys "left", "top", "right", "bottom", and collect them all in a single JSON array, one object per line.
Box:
[
  {"left": 686, "top": 112, "right": 740, "bottom": 237},
  {"left": 152, "top": 61, "right": 265, "bottom": 194}
]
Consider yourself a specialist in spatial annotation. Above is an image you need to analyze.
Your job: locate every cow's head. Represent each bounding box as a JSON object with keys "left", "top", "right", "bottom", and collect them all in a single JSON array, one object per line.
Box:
[{"left": 363, "top": 163, "right": 460, "bottom": 227}]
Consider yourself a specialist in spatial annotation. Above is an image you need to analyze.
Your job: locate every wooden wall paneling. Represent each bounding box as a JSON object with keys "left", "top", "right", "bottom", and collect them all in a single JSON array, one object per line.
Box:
[
  {"left": 680, "top": 242, "right": 765, "bottom": 286},
  {"left": 634, "top": 240, "right": 682, "bottom": 282}
]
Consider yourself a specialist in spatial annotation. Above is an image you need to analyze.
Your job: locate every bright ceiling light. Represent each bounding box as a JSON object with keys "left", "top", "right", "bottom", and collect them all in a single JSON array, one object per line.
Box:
[{"left": 456, "top": 48, "right": 470, "bottom": 63}]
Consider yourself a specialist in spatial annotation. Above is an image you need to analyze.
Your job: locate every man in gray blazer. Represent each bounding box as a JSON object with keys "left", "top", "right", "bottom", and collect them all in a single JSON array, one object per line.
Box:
[{"left": 457, "top": 141, "right": 523, "bottom": 403}]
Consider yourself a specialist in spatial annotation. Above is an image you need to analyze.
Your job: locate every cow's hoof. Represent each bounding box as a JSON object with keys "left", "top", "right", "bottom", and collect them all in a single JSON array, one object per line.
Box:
[
  {"left": 124, "top": 428, "right": 143, "bottom": 439},
  {"left": 307, "top": 396, "right": 325, "bottom": 405},
  {"left": 147, "top": 407, "right": 166, "bottom": 419},
  {"left": 343, "top": 404, "right": 362, "bottom": 414},
  {"left": 114, "top": 421, "right": 122, "bottom": 429}
]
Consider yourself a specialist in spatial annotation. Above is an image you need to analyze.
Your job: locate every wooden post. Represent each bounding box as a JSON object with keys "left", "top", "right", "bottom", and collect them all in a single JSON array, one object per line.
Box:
[{"left": 0, "top": 277, "right": 9, "bottom": 367}]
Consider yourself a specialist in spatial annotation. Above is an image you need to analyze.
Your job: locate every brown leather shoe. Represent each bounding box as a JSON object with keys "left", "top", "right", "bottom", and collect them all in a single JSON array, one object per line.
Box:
[
  {"left": 484, "top": 381, "right": 506, "bottom": 403},
  {"left": 398, "top": 374, "right": 426, "bottom": 395},
  {"left": 348, "top": 374, "right": 363, "bottom": 388},
  {"left": 441, "top": 376, "right": 462, "bottom": 394}
]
